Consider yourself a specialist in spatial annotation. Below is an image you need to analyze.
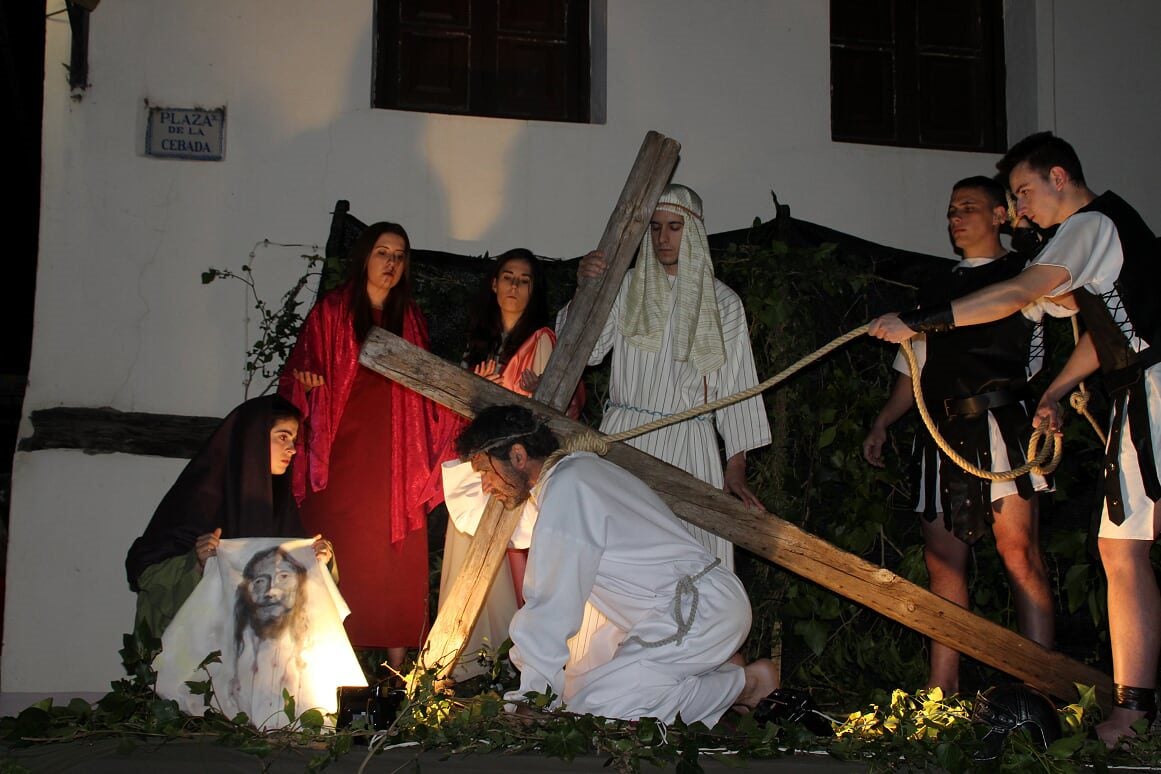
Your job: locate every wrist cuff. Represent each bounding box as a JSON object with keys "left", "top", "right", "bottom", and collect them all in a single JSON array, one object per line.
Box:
[
  {"left": 899, "top": 305, "right": 955, "bottom": 334},
  {"left": 1113, "top": 683, "right": 1158, "bottom": 718}
]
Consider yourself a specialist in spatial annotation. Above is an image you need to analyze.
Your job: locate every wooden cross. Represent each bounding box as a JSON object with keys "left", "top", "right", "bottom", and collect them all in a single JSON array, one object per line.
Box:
[
  {"left": 410, "top": 131, "right": 682, "bottom": 677},
  {"left": 361, "top": 330, "right": 1111, "bottom": 704},
  {"left": 361, "top": 130, "right": 1112, "bottom": 705}
]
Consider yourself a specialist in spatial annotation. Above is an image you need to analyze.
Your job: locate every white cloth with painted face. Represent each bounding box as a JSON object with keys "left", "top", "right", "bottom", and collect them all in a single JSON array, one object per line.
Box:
[
  {"left": 154, "top": 537, "right": 365, "bottom": 730},
  {"left": 505, "top": 452, "right": 752, "bottom": 726}
]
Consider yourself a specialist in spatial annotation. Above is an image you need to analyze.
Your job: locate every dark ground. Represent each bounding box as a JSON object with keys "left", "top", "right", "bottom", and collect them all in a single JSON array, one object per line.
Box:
[{"left": 2, "top": 737, "right": 867, "bottom": 773}]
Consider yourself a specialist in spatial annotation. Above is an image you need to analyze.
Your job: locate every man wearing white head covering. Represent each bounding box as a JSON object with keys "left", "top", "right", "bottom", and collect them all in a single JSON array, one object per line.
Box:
[{"left": 558, "top": 183, "right": 772, "bottom": 570}]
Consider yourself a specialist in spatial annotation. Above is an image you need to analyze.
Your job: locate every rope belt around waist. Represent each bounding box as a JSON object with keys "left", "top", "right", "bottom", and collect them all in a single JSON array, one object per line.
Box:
[
  {"left": 943, "top": 388, "right": 1024, "bottom": 419},
  {"left": 622, "top": 558, "right": 721, "bottom": 649},
  {"left": 604, "top": 400, "right": 711, "bottom": 423}
]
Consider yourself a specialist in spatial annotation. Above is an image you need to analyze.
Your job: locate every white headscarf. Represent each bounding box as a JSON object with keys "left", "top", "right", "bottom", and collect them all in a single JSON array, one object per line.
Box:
[{"left": 620, "top": 183, "right": 725, "bottom": 375}]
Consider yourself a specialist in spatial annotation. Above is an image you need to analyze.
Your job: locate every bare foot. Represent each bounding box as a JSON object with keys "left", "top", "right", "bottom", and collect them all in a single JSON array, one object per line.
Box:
[
  {"left": 733, "top": 658, "right": 780, "bottom": 712},
  {"left": 1097, "top": 708, "right": 1150, "bottom": 749}
]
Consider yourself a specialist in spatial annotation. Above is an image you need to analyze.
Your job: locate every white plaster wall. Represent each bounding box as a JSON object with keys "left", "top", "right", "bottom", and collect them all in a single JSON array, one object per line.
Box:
[
  {"left": 6, "top": 0, "right": 1161, "bottom": 692},
  {"left": 1049, "top": 0, "right": 1161, "bottom": 216},
  {"left": 4, "top": 452, "right": 184, "bottom": 691}
]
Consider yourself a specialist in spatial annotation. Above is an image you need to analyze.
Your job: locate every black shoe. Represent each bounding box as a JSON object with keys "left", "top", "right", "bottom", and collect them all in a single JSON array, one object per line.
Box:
[{"left": 752, "top": 688, "right": 834, "bottom": 736}]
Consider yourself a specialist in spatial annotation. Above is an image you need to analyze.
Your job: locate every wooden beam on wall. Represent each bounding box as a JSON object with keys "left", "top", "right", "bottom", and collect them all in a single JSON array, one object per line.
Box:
[{"left": 18, "top": 407, "right": 219, "bottom": 459}]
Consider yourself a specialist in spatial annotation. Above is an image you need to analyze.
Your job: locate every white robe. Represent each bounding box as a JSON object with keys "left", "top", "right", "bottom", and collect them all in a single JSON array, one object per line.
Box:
[
  {"left": 505, "top": 452, "right": 751, "bottom": 726},
  {"left": 558, "top": 271, "right": 771, "bottom": 570}
]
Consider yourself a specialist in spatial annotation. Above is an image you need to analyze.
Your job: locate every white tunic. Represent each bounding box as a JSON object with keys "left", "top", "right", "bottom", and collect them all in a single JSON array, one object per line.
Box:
[
  {"left": 1028, "top": 209, "right": 1161, "bottom": 539},
  {"left": 506, "top": 453, "right": 751, "bottom": 725},
  {"left": 558, "top": 270, "right": 772, "bottom": 570}
]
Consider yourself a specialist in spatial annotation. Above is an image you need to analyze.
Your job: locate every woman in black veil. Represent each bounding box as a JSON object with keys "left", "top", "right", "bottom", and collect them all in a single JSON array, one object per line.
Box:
[{"left": 126, "top": 394, "right": 331, "bottom": 637}]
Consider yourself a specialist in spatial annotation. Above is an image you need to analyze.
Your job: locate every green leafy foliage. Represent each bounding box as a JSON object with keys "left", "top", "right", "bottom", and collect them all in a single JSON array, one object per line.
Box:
[
  {"left": 4, "top": 631, "right": 1160, "bottom": 771},
  {"left": 829, "top": 685, "right": 1131, "bottom": 773}
]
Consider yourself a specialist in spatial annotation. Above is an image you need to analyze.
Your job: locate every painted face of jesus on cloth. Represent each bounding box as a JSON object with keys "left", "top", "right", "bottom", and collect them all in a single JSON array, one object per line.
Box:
[{"left": 153, "top": 537, "right": 366, "bottom": 730}]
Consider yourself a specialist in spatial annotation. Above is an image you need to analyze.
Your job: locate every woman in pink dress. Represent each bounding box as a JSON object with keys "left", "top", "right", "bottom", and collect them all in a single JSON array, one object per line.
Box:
[
  {"left": 437, "top": 250, "right": 584, "bottom": 678},
  {"left": 464, "top": 250, "right": 555, "bottom": 403},
  {"left": 463, "top": 249, "right": 585, "bottom": 600}
]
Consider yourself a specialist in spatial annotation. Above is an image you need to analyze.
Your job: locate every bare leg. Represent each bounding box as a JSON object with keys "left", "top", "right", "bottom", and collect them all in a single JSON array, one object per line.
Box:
[
  {"left": 921, "top": 515, "right": 970, "bottom": 693},
  {"left": 1096, "top": 516, "right": 1161, "bottom": 747},
  {"left": 992, "top": 494, "right": 1054, "bottom": 648}
]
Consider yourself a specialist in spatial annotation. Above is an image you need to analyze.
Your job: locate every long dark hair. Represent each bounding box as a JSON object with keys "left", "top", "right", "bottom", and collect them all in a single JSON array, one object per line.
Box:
[
  {"left": 455, "top": 405, "right": 560, "bottom": 461},
  {"left": 346, "top": 222, "right": 412, "bottom": 342},
  {"left": 463, "top": 249, "right": 550, "bottom": 369}
]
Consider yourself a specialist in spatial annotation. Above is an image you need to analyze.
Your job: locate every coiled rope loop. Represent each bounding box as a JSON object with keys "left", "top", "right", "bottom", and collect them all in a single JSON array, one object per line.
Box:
[
  {"left": 898, "top": 338, "right": 1061, "bottom": 480},
  {"left": 1068, "top": 316, "right": 1109, "bottom": 446}
]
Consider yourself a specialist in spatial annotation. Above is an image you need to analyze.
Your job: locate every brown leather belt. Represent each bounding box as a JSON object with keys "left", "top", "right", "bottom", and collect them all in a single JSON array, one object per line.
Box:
[{"left": 943, "top": 388, "right": 1021, "bottom": 418}]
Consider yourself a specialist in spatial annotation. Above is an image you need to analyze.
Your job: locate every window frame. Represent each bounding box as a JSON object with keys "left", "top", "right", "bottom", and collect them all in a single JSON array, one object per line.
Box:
[
  {"left": 830, "top": 0, "right": 1007, "bottom": 153},
  {"left": 373, "top": 0, "right": 592, "bottom": 124}
]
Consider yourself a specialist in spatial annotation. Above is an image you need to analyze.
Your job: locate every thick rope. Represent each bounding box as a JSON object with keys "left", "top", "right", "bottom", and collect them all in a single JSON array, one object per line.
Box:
[
  {"left": 540, "top": 322, "right": 1080, "bottom": 484},
  {"left": 534, "top": 327, "right": 869, "bottom": 482},
  {"left": 1069, "top": 316, "right": 1109, "bottom": 446},
  {"left": 898, "top": 339, "right": 1061, "bottom": 480},
  {"left": 608, "top": 325, "right": 872, "bottom": 444},
  {"left": 534, "top": 429, "right": 611, "bottom": 498}
]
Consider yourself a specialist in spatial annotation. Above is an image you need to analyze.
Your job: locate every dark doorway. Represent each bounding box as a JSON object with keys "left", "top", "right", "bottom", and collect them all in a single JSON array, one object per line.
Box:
[{"left": 0, "top": 0, "right": 46, "bottom": 656}]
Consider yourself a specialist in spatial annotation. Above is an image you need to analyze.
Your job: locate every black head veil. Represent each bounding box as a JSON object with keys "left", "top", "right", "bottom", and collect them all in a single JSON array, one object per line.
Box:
[{"left": 125, "top": 395, "right": 305, "bottom": 590}]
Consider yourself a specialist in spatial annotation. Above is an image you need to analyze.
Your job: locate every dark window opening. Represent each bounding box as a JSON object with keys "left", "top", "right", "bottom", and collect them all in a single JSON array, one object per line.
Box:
[
  {"left": 374, "top": 0, "right": 591, "bottom": 123},
  {"left": 830, "top": 0, "right": 1006, "bottom": 152}
]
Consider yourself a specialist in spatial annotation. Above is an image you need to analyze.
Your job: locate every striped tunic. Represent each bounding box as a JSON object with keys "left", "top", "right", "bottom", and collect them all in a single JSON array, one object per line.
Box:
[{"left": 559, "top": 270, "right": 772, "bottom": 570}]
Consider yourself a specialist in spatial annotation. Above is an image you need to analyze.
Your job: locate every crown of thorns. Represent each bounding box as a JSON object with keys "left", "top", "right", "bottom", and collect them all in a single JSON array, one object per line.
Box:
[{"left": 462, "top": 414, "right": 549, "bottom": 458}]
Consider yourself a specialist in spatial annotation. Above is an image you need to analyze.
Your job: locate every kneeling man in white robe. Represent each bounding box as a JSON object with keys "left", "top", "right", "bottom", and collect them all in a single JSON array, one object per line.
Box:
[{"left": 456, "top": 405, "right": 778, "bottom": 726}]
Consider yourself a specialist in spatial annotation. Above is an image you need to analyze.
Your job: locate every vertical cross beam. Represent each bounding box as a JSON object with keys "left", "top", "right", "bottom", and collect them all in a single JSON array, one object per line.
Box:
[{"left": 414, "top": 131, "right": 681, "bottom": 677}]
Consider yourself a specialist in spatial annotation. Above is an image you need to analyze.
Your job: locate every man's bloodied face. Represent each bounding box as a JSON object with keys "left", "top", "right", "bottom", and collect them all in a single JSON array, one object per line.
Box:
[{"left": 470, "top": 451, "right": 532, "bottom": 510}]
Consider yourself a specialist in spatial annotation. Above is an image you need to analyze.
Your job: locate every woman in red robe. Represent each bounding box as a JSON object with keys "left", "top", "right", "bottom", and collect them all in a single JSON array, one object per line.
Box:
[{"left": 279, "top": 222, "right": 443, "bottom": 670}]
